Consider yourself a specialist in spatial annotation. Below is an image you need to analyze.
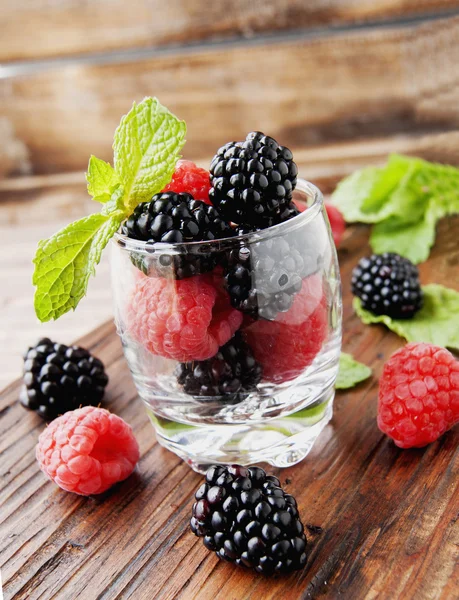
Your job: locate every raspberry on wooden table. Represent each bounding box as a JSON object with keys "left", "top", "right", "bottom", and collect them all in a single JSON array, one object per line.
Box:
[
  {"left": 162, "top": 160, "right": 212, "bottom": 205},
  {"left": 36, "top": 406, "right": 140, "bottom": 495},
  {"left": 127, "top": 272, "right": 243, "bottom": 362},
  {"left": 378, "top": 342, "right": 459, "bottom": 448}
]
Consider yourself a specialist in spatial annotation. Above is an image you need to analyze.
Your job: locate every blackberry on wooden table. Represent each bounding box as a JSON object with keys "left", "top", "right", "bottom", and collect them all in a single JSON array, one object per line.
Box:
[
  {"left": 175, "top": 333, "right": 262, "bottom": 402},
  {"left": 20, "top": 338, "right": 108, "bottom": 421},
  {"left": 191, "top": 464, "right": 308, "bottom": 575},
  {"left": 351, "top": 252, "right": 423, "bottom": 319},
  {"left": 209, "top": 132, "right": 298, "bottom": 227}
]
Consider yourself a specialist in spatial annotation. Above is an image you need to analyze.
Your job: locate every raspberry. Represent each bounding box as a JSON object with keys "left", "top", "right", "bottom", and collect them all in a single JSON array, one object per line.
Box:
[
  {"left": 20, "top": 338, "right": 108, "bottom": 421},
  {"left": 162, "top": 160, "right": 212, "bottom": 205},
  {"left": 191, "top": 465, "right": 307, "bottom": 574},
  {"left": 127, "top": 273, "right": 243, "bottom": 362},
  {"left": 378, "top": 343, "right": 459, "bottom": 448},
  {"left": 242, "top": 275, "right": 328, "bottom": 383},
  {"left": 36, "top": 406, "right": 140, "bottom": 495}
]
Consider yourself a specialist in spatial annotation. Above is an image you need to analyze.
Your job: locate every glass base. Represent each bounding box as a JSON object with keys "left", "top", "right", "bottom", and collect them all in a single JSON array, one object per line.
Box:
[{"left": 146, "top": 388, "right": 334, "bottom": 473}]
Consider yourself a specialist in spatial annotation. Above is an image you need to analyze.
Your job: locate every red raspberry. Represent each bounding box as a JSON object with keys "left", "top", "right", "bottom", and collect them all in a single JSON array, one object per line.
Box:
[
  {"left": 295, "top": 201, "right": 345, "bottom": 247},
  {"left": 162, "top": 160, "right": 211, "bottom": 205},
  {"left": 242, "top": 274, "right": 328, "bottom": 383},
  {"left": 36, "top": 406, "right": 140, "bottom": 495},
  {"left": 127, "top": 273, "right": 243, "bottom": 362},
  {"left": 378, "top": 343, "right": 459, "bottom": 448}
]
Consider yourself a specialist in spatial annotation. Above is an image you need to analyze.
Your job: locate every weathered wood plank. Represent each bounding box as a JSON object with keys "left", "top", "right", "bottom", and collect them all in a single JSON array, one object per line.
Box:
[
  {"left": 1, "top": 216, "right": 458, "bottom": 599},
  {"left": 2, "top": 15, "right": 459, "bottom": 177},
  {"left": 1, "top": 0, "right": 459, "bottom": 63}
]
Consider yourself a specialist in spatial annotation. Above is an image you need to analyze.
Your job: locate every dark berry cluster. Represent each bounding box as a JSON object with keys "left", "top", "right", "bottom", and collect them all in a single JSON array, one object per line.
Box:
[
  {"left": 175, "top": 333, "right": 262, "bottom": 402},
  {"left": 351, "top": 252, "right": 423, "bottom": 319},
  {"left": 209, "top": 132, "right": 298, "bottom": 227},
  {"left": 123, "top": 192, "right": 232, "bottom": 244},
  {"left": 224, "top": 233, "right": 306, "bottom": 320},
  {"left": 191, "top": 465, "right": 307, "bottom": 575},
  {"left": 123, "top": 191, "right": 233, "bottom": 279},
  {"left": 20, "top": 338, "right": 108, "bottom": 420}
]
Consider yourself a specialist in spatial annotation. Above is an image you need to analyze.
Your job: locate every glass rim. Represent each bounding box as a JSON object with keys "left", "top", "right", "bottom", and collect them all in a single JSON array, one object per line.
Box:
[{"left": 113, "top": 178, "right": 324, "bottom": 254}]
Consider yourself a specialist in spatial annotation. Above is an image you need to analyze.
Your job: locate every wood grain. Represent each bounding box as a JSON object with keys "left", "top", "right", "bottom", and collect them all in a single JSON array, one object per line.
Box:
[
  {"left": 2, "top": 14, "right": 459, "bottom": 178},
  {"left": 1, "top": 213, "right": 458, "bottom": 599},
  {"left": 1, "top": 1, "right": 459, "bottom": 63}
]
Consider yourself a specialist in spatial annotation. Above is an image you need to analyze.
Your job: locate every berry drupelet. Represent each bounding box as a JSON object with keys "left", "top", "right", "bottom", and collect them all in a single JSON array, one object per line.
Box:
[
  {"left": 191, "top": 464, "right": 307, "bottom": 575},
  {"left": 122, "top": 191, "right": 234, "bottom": 278},
  {"left": 351, "top": 252, "right": 423, "bottom": 319},
  {"left": 20, "top": 338, "right": 108, "bottom": 421},
  {"left": 209, "top": 132, "right": 298, "bottom": 227},
  {"left": 175, "top": 333, "right": 262, "bottom": 402}
]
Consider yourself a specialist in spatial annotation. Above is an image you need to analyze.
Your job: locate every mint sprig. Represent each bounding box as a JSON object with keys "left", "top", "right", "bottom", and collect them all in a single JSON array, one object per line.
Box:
[
  {"left": 354, "top": 284, "right": 459, "bottom": 350},
  {"left": 331, "top": 154, "right": 459, "bottom": 263},
  {"left": 33, "top": 98, "right": 186, "bottom": 322},
  {"left": 336, "top": 352, "right": 372, "bottom": 389}
]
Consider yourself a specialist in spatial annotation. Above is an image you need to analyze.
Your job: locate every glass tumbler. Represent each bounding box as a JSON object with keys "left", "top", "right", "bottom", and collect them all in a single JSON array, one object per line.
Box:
[{"left": 111, "top": 179, "right": 342, "bottom": 472}]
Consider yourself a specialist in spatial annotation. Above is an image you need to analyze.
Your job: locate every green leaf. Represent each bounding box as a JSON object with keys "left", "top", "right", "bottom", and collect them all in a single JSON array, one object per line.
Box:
[
  {"left": 370, "top": 199, "right": 442, "bottom": 264},
  {"left": 34, "top": 97, "right": 188, "bottom": 322},
  {"left": 331, "top": 154, "right": 413, "bottom": 223},
  {"left": 86, "top": 155, "right": 120, "bottom": 203},
  {"left": 353, "top": 284, "right": 459, "bottom": 350},
  {"left": 336, "top": 352, "right": 372, "bottom": 389},
  {"left": 113, "top": 97, "right": 186, "bottom": 210},
  {"left": 33, "top": 212, "right": 124, "bottom": 321}
]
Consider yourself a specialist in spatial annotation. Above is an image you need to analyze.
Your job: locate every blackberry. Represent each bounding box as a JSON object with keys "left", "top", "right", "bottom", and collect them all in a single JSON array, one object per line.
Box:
[
  {"left": 224, "top": 231, "right": 313, "bottom": 320},
  {"left": 175, "top": 333, "right": 262, "bottom": 402},
  {"left": 209, "top": 132, "right": 298, "bottom": 227},
  {"left": 20, "top": 338, "right": 108, "bottom": 421},
  {"left": 351, "top": 252, "right": 423, "bottom": 319},
  {"left": 190, "top": 465, "right": 307, "bottom": 575},
  {"left": 122, "top": 192, "right": 234, "bottom": 279}
]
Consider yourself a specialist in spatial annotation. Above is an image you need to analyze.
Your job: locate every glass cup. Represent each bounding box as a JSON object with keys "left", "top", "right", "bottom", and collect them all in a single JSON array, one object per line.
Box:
[{"left": 111, "top": 179, "right": 342, "bottom": 472}]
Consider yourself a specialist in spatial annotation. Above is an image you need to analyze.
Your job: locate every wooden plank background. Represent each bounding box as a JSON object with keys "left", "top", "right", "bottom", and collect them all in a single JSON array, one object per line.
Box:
[
  {"left": 1, "top": 13, "right": 459, "bottom": 178},
  {"left": 1, "top": 0, "right": 459, "bottom": 62}
]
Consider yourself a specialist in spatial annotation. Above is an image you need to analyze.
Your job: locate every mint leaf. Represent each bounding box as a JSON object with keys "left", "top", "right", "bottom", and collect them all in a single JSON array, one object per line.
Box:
[
  {"left": 34, "top": 97, "right": 188, "bottom": 322},
  {"left": 113, "top": 97, "right": 186, "bottom": 210},
  {"left": 33, "top": 213, "right": 123, "bottom": 321},
  {"left": 86, "top": 155, "right": 120, "bottom": 203},
  {"left": 370, "top": 199, "right": 441, "bottom": 264},
  {"left": 336, "top": 352, "right": 372, "bottom": 389},
  {"left": 354, "top": 284, "right": 459, "bottom": 350}
]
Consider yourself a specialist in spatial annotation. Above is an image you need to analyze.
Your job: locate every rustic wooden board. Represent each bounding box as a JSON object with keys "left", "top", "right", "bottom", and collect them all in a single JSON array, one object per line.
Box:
[
  {"left": 2, "top": 14, "right": 459, "bottom": 178},
  {"left": 1, "top": 0, "right": 458, "bottom": 62},
  {"left": 1, "top": 216, "right": 458, "bottom": 599}
]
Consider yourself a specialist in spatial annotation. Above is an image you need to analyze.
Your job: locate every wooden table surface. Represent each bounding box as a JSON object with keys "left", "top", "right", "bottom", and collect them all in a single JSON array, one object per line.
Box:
[
  {"left": 2, "top": 4, "right": 459, "bottom": 598},
  {"left": 1, "top": 214, "right": 458, "bottom": 600}
]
